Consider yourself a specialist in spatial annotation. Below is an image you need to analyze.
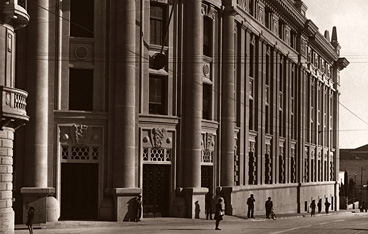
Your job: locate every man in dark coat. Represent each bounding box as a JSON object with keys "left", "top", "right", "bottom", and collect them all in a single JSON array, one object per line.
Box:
[
  {"left": 325, "top": 199, "right": 330, "bottom": 214},
  {"left": 310, "top": 200, "right": 316, "bottom": 217},
  {"left": 205, "top": 192, "right": 213, "bottom": 220},
  {"left": 132, "top": 195, "right": 142, "bottom": 222},
  {"left": 317, "top": 200, "right": 322, "bottom": 213},
  {"left": 265, "top": 197, "right": 273, "bottom": 219},
  {"left": 247, "top": 194, "right": 255, "bottom": 218}
]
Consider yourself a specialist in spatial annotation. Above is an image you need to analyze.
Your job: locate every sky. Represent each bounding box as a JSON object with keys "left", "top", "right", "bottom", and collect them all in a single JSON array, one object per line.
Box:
[{"left": 303, "top": 0, "right": 368, "bottom": 149}]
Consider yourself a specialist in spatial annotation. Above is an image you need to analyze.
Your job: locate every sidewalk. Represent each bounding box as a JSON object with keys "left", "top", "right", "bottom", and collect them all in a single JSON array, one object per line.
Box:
[{"left": 15, "top": 209, "right": 353, "bottom": 231}]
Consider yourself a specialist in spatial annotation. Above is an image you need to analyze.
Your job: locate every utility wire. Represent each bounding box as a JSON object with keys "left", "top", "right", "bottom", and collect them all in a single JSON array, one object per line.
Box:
[{"left": 26, "top": 1, "right": 368, "bottom": 132}]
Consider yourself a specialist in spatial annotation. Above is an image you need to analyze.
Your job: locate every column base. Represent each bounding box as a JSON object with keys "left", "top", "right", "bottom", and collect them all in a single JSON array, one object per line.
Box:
[
  {"left": 20, "top": 187, "right": 59, "bottom": 223},
  {"left": 183, "top": 187, "right": 208, "bottom": 219},
  {"left": 112, "top": 188, "right": 141, "bottom": 222}
]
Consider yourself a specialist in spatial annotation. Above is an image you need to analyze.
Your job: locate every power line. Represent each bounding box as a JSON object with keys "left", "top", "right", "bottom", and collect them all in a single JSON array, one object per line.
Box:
[{"left": 25, "top": 1, "right": 368, "bottom": 133}]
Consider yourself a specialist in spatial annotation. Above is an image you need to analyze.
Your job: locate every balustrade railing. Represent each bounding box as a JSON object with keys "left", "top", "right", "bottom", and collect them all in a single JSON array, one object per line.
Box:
[{"left": 0, "top": 86, "right": 28, "bottom": 121}]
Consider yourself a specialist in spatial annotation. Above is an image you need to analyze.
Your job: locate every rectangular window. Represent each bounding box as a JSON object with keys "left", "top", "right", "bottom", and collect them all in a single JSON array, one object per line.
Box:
[
  {"left": 203, "top": 16, "right": 213, "bottom": 57},
  {"left": 70, "top": 0, "right": 94, "bottom": 38},
  {"left": 69, "top": 69, "right": 94, "bottom": 111},
  {"left": 249, "top": 43, "right": 254, "bottom": 77},
  {"left": 203, "top": 84, "right": 212, "bottom": 120},
  {"left": 278, "top": 20, "right": 284, "bottom": 39},
  {"left": 249, "top": 0, "right": 254, "bottom": 16},
  {"left": 265, "top": 8, "right": 272, "bottom": 30},
  {"left": 149, "top": 75, "right": 167, "bottom": 115},
  {"left": 150, "top": 3, "right": 166, "bottom": 45}
]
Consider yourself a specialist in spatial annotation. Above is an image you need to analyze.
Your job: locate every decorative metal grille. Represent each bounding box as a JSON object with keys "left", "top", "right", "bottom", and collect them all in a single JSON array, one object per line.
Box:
[
  {"left": 291, "top": 156, "right": 296, "bottom": 183},
  {"left": 234, "top": 145, "right": 240, "bottom": 185},
  {"left": 265, "top": 154, "right": 272, "bottom": 184},
  {"left": 201, "top": 166, "right": 213, "bottom": 189},
  {"left": 330, "top": 160, "right": 334, "bottom": 181},
  {"left": 92, "top": 146, "right": 99, "bottom": 160},
  {"left": 304, "top": 158, "right": 309, "bottom": 182},
  {"left": 143, "top": 165, "right": 170, "bottom": 217},
  {"left": 202, "top": 149, "right": 213, "bottom": 163},
  {"left": 279, "top": 155, "right": 285, "bottom": 183},
  {"left": 248, "top": 152, "right": 257, "bottom": 185},
  {"left": 71, "top": 146, "right": 89, "bottom": 160},
  {"left": 143, "top": 147, "right": 171, "bottom": 162},
  {"left": 61, "top": 145, "right": 99, "bottom": 162},
  {"left": 62, "top": 145, "right": 68, "bottom": 160}
]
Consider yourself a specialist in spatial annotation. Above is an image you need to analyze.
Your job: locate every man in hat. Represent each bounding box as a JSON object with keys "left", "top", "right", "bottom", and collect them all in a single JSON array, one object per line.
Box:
[
  {"left": 247, "top": 194, "right": 255, "bottom": 218},
  {"left": 133, "top": 194, "right": 142, "bottom": 222},
  {"left": 265, "top": 197, "right": 273, "bottom": 219}
]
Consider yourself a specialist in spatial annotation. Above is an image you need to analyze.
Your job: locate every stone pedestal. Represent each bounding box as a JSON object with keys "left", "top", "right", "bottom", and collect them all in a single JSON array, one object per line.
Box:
[
  {"left": 112, "top": 188, "right": 141, "bottom": 222},
  {"left": 20, "top": 187, "right": 59, "bottom": 223},
  {"left": 183, "top": 187, "right": 208, "bottom": 219}
]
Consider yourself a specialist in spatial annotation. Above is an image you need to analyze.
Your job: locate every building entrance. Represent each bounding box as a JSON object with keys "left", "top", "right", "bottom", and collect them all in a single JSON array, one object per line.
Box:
[
  {"left": 60, "top": 163, "right": 98, "bottom": 220},
  {"left": 143, "top": 164, "right": 170, "bottom": 217}
]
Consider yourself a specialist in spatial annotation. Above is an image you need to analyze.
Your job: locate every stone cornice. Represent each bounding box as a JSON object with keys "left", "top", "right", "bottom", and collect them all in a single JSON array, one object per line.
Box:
[
  {"left": 310, "top": 32, "right": 339, "bottom": 61},
  {"left": 336, "top": 57, "right": 349, "bottom": 71},
  {"left": 266, "top": 0, "right": 305, "bottom": 29}
]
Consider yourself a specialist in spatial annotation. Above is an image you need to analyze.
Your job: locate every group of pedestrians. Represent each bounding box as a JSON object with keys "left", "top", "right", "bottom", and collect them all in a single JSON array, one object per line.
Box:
[
  {"left": 246, "top": 194, "right": 275, "bottom": 220},
  {"left": 310, "top": 199, "right": 331, "bottom": 217},
  {"left": 206, "top": 192, "right": 277, "bottom": 230}
]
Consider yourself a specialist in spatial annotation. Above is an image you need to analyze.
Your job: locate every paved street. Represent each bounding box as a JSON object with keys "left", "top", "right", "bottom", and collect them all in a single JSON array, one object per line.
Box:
[{"left": 14, "top": 211, "right": 368, "bottom": 234}]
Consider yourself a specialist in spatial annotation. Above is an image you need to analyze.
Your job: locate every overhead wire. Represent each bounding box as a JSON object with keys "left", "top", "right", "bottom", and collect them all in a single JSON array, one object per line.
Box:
[{"left": 25, "top": 1, "right": 368, "bottom": 134}]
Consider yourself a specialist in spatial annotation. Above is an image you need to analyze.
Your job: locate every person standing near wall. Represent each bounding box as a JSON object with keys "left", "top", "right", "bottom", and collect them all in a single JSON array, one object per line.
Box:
[
  {"left": 247, "top": 194, "right": 255, "bottom": 219},
  {"left": 325, "top": 199, "right": 331, "bottom": 214},
  {"left": 310, "top": 200, "right": 316, "bottom": 217},
  {"left": 265, "top": 197, "right": 273, "bottom": 219}
]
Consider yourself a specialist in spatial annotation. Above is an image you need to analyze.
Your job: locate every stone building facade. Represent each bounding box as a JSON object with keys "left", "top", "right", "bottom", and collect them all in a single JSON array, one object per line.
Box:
[
  {"left": 11, "top": 0, "right": 349, "bottom": 226},
  {"left": 0, "top": 1, "right": 30, "bottom": 233}
]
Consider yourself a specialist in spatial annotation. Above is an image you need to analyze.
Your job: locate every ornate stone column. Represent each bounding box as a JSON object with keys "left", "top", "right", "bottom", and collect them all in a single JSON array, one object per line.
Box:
[
  {"left": 182, "top": 0, "right": 207, "bottom": 218},
  {"left": 20, "top": 0, "right": 58, "bottom": 225},
  {"left": 112, "top": 0, "right": 140, "bottom": 221}
]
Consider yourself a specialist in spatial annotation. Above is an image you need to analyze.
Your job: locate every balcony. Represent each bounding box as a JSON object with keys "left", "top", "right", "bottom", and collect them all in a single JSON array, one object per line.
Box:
[
  {"left": 0, "top": 86, "right": 29, "bottom": 128},
  {"left": 2, "top": 0, "right": 30, "bottom": 30}
]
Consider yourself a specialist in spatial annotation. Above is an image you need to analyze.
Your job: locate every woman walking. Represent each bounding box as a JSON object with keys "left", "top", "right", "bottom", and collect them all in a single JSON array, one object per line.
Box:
[
  {"left": 214, "top": 197, "right": 224, "bottom": 230},
  {"left": 26, "top": 207, "right": 34, "bottom": 234}
]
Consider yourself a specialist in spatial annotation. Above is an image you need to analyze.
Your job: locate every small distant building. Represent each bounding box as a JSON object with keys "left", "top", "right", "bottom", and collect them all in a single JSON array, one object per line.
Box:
[{"left": 340, "top": 145, "right": 368, "bottom": 202}]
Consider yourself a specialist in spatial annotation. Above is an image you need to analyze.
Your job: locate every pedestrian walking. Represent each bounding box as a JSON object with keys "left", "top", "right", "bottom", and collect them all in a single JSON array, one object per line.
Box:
[
  {"left": 317, "top": 200, "right": 322, "bottom": 213},
  {"left": 26, "top": 207, "right": 34, "bottom": 234},
  {"left": 247, "top": 194, "right": 255, "bottom": 218},
  {"left": 132, "top": 195, "right": 142, "bottom": 222},
  {"left": 265, "top": 197, "right": 273, "bottom": 219},
  {"left": 205, "top": 192, "right": 214, "bottom": 220},
  {"left": 325, "top": 199, "right": 330, "bottom": 214},
  {"left": 362, "top": 201, "right": 367, "bottom": 212},
  {"left": 214, "top": 197, "right": 224, "bottom": 230},
  {"left": 310, "top": 200, "right": 316, "bottom": 217}
]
